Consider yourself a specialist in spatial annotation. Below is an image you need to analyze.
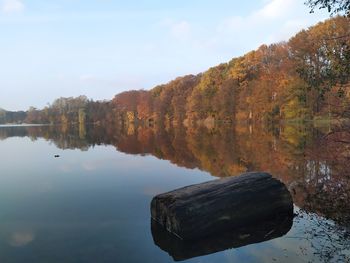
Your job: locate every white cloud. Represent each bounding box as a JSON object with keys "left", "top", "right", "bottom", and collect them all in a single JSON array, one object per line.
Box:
[
  {"left": 161, "top": 0, "right": 328, "bottom": 61},
  {"left": 216, "top": 0, "right": 328, "bottom": 50},
  {"left": 219, "top": 0, "right": 305, "bottom": 34},
  {"left": 255, "top": 0, "right": 297, "bottom": 19},
  {"left": 152, "top": 0, "right": 328, "bottom": 68},
  {"left": 1, "top": 0, "right": 24, "bottom": 13}
]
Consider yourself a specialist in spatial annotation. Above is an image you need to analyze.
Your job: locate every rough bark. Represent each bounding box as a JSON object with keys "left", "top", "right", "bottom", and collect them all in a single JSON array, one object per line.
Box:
[{"left": 151, "top": 172, "right": 293, "bottom": 241}]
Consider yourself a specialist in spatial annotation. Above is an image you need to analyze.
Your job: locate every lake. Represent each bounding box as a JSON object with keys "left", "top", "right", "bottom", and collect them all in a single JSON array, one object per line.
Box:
[{"left": 0, "top": 123, "right": 349, "bottom": 262}]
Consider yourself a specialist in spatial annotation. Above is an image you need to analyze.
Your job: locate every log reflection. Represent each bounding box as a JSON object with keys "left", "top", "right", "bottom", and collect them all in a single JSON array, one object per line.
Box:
[{"left": 151, "top": 213, "right": 293, "bottom": 261}]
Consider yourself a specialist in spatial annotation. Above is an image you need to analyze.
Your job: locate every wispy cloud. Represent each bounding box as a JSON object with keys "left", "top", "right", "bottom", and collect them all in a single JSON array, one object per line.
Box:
[
  {"left": 1, "top": 0, "right": 24, "bottom": 14},
  {"left": 255, "top": 0, "right": 297, "bottom": 19},
  {"left": 156, "top": 0, "right": 328, "bottom": 60},
  {"left": 216, "top": 0, "right": 328, "bottom": 50}
]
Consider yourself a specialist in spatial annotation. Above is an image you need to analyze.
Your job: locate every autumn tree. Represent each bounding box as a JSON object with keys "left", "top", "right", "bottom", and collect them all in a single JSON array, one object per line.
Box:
[{"left": 289, "top": 16, "right": 350, "bottom": 113}]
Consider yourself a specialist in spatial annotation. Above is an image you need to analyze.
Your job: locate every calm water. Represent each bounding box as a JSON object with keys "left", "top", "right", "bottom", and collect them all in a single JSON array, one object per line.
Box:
[{"left": 0, "top": 124, "right": 349, "bottom": 263}]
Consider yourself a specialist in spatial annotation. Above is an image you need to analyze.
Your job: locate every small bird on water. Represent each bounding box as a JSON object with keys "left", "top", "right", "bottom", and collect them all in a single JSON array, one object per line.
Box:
[{"left": 54, "top": 155, "right": 60, "bottom": 158}]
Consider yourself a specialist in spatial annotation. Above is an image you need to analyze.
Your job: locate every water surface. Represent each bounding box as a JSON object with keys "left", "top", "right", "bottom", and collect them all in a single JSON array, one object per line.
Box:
[{"left": 0, "top": 124, "right": 348, "bottom": 262}]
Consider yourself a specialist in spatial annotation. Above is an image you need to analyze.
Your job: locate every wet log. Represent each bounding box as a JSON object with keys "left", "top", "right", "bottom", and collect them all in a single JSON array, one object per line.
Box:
[
  {"left": 152, "top": 212, "right": 293, "bottom": 261},
  {"left": 151, "top": 172, "right": 293, "bottom": 241}
]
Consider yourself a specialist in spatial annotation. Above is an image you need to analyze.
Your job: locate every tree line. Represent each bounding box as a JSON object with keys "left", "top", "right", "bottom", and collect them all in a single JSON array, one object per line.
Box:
[
  {"left": 1, "top": 16, "right": 349, "bottom": 125},
  {"left": 111, "top": 16, "right": 349, "bottom": 125}
]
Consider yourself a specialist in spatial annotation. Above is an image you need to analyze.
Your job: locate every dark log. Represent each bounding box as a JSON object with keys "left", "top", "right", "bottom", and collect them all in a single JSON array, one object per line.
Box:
[
  {"left": 150, "top": 172, "right": 293, "bottom": 241},
  {"left": 151, "top": 212, "right": 293, "bottom": 261}
]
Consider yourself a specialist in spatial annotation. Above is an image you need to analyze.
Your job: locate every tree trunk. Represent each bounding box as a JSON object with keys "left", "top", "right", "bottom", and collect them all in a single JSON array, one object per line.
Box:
[{"left": 151, "top": 172, "right": 293, "bottom": 241}]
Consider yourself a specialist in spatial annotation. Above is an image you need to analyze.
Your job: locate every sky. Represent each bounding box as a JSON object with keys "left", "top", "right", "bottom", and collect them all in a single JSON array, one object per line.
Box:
[{"left": 0, "top": 0, "right": 329, "bottom": 111}]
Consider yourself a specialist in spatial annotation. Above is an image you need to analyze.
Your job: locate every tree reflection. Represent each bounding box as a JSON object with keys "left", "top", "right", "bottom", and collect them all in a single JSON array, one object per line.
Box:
[{"left": 0, "top": 123, "right": 349, "bottom": 227}]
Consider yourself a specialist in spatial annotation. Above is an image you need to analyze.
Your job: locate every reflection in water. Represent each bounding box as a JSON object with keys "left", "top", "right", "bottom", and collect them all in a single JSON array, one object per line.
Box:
[
  {"left": 0, "top": 123, "right": 348, "bottom": 226},
  {"left": 151, "top": 213, "right": 293, "bottom": 261},
  {"left": 0, "top": 123, "right": 349, "bottom": 262}
]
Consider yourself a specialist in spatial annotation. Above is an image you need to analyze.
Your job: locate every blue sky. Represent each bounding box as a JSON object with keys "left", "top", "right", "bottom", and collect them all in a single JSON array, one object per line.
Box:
[{"left": 0, "top": 0, "right": 328, "bottom": 111}]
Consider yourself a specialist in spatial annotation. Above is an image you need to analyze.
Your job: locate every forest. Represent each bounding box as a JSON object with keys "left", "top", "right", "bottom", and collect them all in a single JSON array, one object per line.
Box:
[{"left": 1, "top": 16, "right": 349, "bottom": 126}]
